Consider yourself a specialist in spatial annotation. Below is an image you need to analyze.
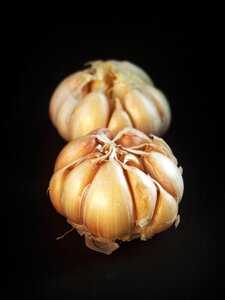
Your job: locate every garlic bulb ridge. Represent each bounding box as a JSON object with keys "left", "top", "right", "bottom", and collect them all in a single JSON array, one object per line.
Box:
[
  {"left": 49, "top": 128, "right": 183, "bottom": 254},
  {"left": 49, "top": 60, "right": 171, "bottom": 140}
]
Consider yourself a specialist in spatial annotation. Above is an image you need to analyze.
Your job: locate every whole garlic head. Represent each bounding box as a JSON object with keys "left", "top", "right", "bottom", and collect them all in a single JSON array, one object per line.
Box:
[
  {"left": 49, "top": 60, "right": 171, "bottom": 140},
  {"left": 49, "top": 128, "right": 184, "bottom": 254}
]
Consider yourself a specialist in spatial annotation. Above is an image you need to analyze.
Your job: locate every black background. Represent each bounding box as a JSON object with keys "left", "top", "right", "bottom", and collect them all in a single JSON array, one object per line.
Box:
[{"left": 3, "top": 12, "right": 224, "bottom": 299}]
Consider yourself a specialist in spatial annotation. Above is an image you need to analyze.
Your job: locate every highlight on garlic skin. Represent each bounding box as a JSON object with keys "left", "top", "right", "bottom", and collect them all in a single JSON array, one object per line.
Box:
[
  {"left": 49, "top": 60, "right": 171, "bottom": 140},
  {"left": 48, "top": 128, "right": 184, "bottom": 255}
]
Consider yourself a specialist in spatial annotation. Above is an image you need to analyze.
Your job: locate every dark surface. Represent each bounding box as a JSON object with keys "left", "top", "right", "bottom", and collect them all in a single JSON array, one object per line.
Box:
[{"left": 4, "top": 14, "right": 224, "bottom": 299}]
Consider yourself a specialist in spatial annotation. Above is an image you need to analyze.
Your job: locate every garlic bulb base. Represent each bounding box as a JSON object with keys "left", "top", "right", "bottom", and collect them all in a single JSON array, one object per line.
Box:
[
  {"left": 68, "top": 220, "right": 119, "bottom": 255},
  {"left": 67, "top": 216, "right": 180, "bottom": 254}
]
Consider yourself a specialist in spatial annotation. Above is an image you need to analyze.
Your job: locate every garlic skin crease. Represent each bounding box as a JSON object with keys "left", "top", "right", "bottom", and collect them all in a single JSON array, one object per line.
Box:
[
  {"left": 49, "top": 128, "right": 184, "bottom": 254},
  {"left": 49, "top": 60, "right": 171, "bottom": 140}
]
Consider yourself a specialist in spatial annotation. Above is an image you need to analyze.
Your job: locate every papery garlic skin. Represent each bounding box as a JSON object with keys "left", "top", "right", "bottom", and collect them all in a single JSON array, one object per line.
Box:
[
  {"left": 49, "top": 128, "right": 183, "bottom": 254},
  {"left": 49, "top": 60, "right": 171, "bottom": 140}
]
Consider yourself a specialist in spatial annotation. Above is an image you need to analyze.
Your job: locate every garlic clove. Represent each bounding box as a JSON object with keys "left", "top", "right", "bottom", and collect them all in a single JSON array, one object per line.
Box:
[
  {"left": 54, "top": 98, "right": 79, "bottom": 140},
  {"left": 112, "top": 82, "right": 131, "bottom": 100},
  {"left": 68, "top": 91, "right": 110, "bottom": 140},
  {"left": 108, "top": 98, "right": 133, "bottom": 136},
  {"left": 49, "top": 72, "right": 91, "bottom": 124},
  {"left": 141, "top": 86, "right": 171, "bottom": 135},
  {"left": 124, "top": 89, "right": 161, "bottom": 135},
  {"left": 49, "top": 75, "right": 75, "bottom": 125},
  {"left": 123, "top": 154, "right": 145, "bottom": 171},
  {"left": 61, "top": 160, "right": 100, "bottom": 224},
  {"left": 111, "top": 60, "right": 152, "bottom": 86},
  {"left": 83, "top": 160, "right": 135, "bottom": 239},
  {"left": 143, "top": 151, "right": 184, "bottom": 202},
  {"left": 141, "top": 182, "right": 178, "bottom": 239},
  {"left": 145, "top": 134, "right": 177, "bottom": 164},
  {"left": 54, "top": 135, "right": 97, "bottom": 172},
  {"left": 118, "top": 61, "right": 153, "bottom": 84},
  {"left": 114, "top": 127, "right": 151, "bottom": 147},
  {"left": 49, "top": 168, "right": 69, "bottom": 216},
  {"left": 87, "top": 128, "right": 113, "bottom": 140},
  {"left": 125, "top": 166, "right": 157, "bottom": 228}
]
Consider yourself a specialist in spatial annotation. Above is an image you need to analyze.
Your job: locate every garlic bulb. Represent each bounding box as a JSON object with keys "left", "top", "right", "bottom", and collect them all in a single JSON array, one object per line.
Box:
[
  {"left": 49, "top": 60, "right": 171, "bottom": 140},
  {"left": 49, "top": 128, "right": 184, "bottom": 254}
]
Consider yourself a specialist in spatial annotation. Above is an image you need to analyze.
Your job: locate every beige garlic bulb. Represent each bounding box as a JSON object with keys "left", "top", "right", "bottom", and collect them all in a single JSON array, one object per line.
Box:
[
  {"left": 49, "top": 128, "right": 184, "bottom": 254},
  {"left": 49, "top": 60, "right": 171, "bottom": 140}
]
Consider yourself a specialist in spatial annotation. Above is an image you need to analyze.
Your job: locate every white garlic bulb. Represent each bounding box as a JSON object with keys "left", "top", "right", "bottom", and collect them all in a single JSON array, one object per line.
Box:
[
  {"left": 49, "top": 128, "right": 184, "bottom": 254},
  {"left": 49, "top": 60, "right": 171, "bottom": 140}
]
